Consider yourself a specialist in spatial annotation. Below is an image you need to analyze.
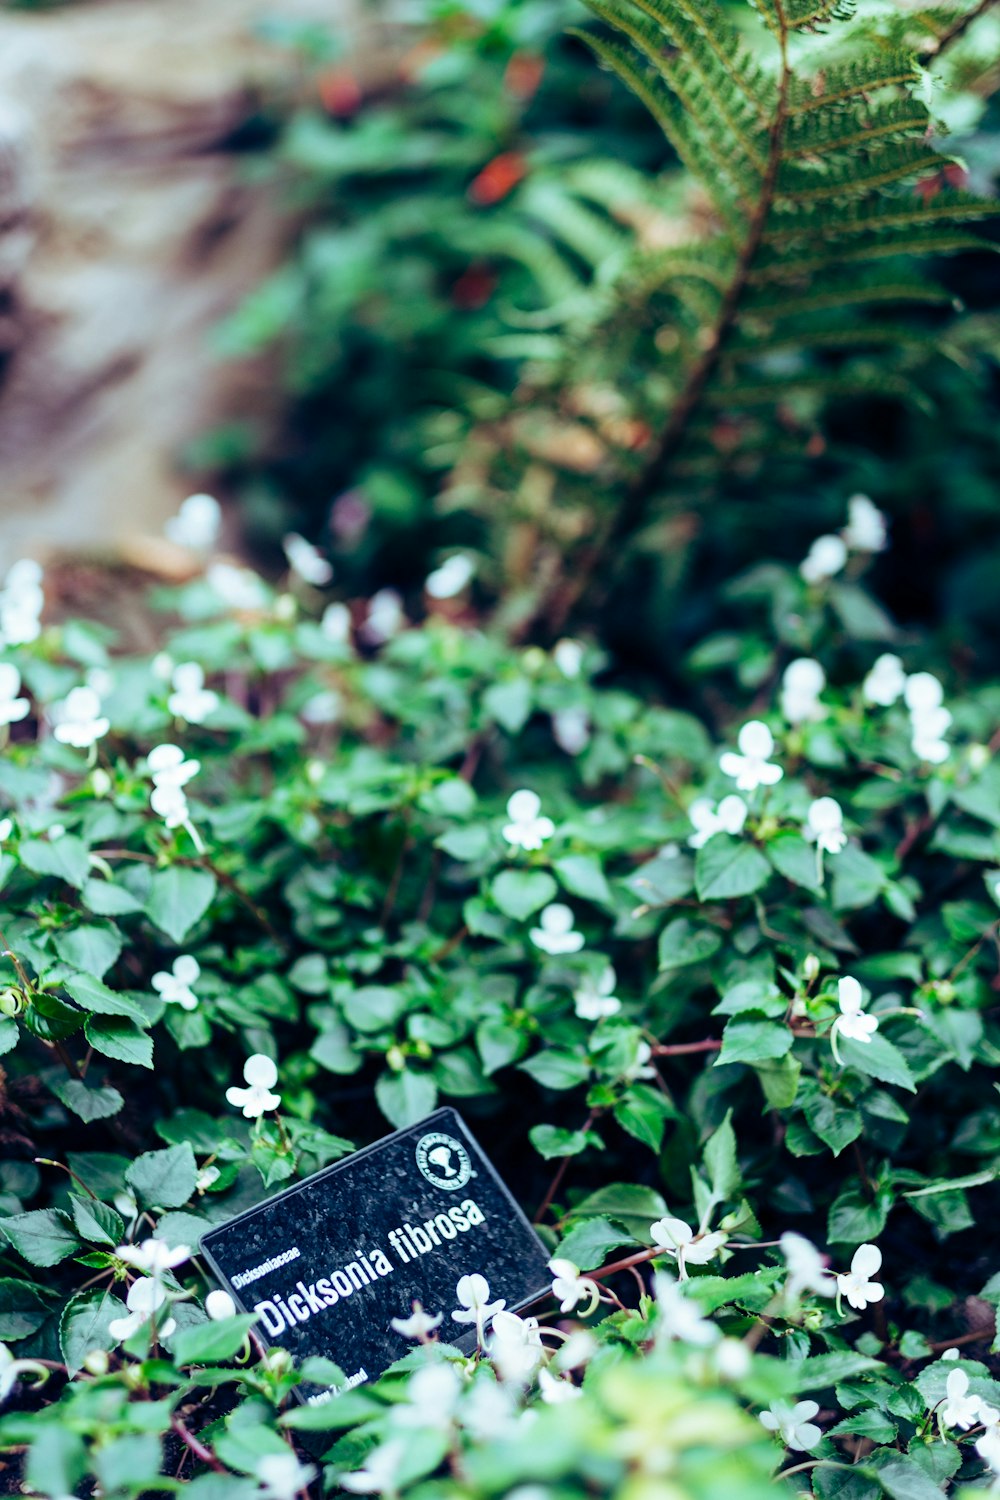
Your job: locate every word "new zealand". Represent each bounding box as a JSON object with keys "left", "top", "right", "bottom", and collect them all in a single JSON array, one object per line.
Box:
[{"left": 254, "top": 1197, "right": 486, "bottom": 1337}]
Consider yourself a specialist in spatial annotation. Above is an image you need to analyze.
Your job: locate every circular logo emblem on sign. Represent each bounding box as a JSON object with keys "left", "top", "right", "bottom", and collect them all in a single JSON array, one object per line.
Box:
[{"left": 415, "top": 1131, "right": 473, "bottom": 1191}]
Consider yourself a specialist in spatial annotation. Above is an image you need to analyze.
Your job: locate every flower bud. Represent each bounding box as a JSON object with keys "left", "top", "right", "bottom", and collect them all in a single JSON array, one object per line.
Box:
[
  {"left": 386, "top": 1045, "right": 406, "bottom": 1072},
  {"left": 274, "top": 593, "right": 297, "bottom": 622},
  {"left": 413, "top": 1039, "right": 432, "bottom": 1060},
  {"left": 306, "top": 759, "right": 325, "bottom": 786},
  {"left": 803, "top": 954, "right": 820, "bottom": 982},
  {"left": 83, "top": 1350, "right": 110, "bottom": 1376},
  {"left": 968, "top": 744, "right": 990, "bottom": 772},
  {"left": 0, "top": 988, "right": 22, "bottom": 1017},
  {"left": 267, "top": 1348, "right": 293, "bottom": 1374}
]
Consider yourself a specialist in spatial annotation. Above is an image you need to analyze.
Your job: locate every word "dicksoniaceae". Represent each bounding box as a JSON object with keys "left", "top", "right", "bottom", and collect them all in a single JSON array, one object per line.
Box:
[{"left": 254, "top": 1197, "right": 486, "bottom": 1337}]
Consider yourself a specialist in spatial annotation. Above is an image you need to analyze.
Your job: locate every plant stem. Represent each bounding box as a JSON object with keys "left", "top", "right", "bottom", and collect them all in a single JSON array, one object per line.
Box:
[{"left": 650, "top": 1038, "right": 722, "bottom": 1056}]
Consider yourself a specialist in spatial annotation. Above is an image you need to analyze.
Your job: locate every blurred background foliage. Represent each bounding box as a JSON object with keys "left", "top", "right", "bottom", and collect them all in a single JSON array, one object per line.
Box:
[{"left": 197, "top": 0, "right": 1000, "bottom": 675}]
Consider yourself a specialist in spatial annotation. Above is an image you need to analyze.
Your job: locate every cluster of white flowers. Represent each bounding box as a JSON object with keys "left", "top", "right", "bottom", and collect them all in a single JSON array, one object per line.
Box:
[
  {"left": 781, "top": 658, "right": 826, "bottom": 724},
  {"left": 109, "top": 1238, "right": 192, "bottom": 1345},
  {"left": 861, "top": 654, "right": 952, "bottom": 763},
  {"left": 226, "top": 1053, "right": 281, "bottom": 1118},
  {"left": 0, "top": 559, "right": 44, "bottom": 646},
  {"left": 800, "top": 494, "right": 887, "bottom": 584},
  {"left": 830, "top": 974, "right": 878, "bottom": 1063},
  {"left": 146, "top": 743, "right": 200, "bottom": 840}
]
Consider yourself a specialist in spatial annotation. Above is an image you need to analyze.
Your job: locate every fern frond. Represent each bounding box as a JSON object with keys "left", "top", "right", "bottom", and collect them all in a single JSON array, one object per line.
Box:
[
  {"left": 752, "top": 0, "right": 856, "bottom": 33},
  {"left": 764, "top": 189, "right": 999, "bottom": 245},
  {"left": 786, "top": 51, "right": 925, "bottom": 113},
  {"left": 726, "top": 322, "right": 940, "bottom": 359},
  {"left": 706, "top": 366, "right": 919, "bottom": 405},
  {"left": 744, "top": 268, "right": 955, "bottom": 318},
  {"left": 584, "top": 0, "right": 769, "bottom": 105},
  {"left": 783, "top": 96, "right": 930, "bottom": 156},
  {"left": 777, "top": 140, "right": 945, "bottom": 202}
]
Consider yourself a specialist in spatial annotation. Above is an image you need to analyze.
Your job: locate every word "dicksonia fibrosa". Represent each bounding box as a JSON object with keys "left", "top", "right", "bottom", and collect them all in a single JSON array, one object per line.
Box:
[{"left": 253, "top": 1197, "right": 487, "bottom": 1337}]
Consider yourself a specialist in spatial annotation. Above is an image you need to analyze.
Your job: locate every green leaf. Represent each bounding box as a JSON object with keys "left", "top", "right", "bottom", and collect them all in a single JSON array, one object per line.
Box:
[
  {"left": 26, "top": 1424, "right": 88, "bottom": 1497},
  {"left": 54, "top": 924, "right": 123, "bottom": 980},
  {"left": 342, "top": 985, "right": 409, "bottom": 1034},
  {"left": 69, "top": 1194, "right": 124, "bottom": 1247},
  {"left": 520, "top": 1050, "right": 590, "bottom": 1090},
  {"left": 765, "top": 831, "right": 823, "bottom": 893},
  {"left": 695, "top": 837, "right": 772, "bottom": 900},
  {"left": 794, "top": 1351, "right": 882, "bottom": 1390},
  {"left": 52, "top": 1077, "right": 125, "bottom": 1122},
  {"left": 19, "top": 835, "right": 90, "bottom": 889},
  {"left": 831, "top": 844, "right": 886, "bottom": 911},
  {"left": 94, "top": 1434, "right": 163, "bottom": 1495},
  {"left": 476, "top": 1017, "right": 528, "bottom": 1075},
  {"left": 64, "top": 972, "right": 147, "bottom": 1025},
  {"left": 828, "top": 1182, "right": 894, "bottom": 1244},
  {"left": 569, "top": 1182, "right": 668, "bottom": 1241},
  {"left": 703, "top": 1110, "right": 740, "bottom": 1202},
  {"left": 482, "top": 677, "right": 532, "bottom": 733},
  {"left": 0, "top": 1277, "right": 56, "bottom": 1340},
  {"left": 614, "top": 1084, "right": 675, "bottom": 1151},
  {"left": 490, "top": 869, "right": 558, "bottom": 921},
  {"left": 802, "top": 1089, "right": 864, "bottom": 1156},
  {"left": 126, "top": 1143, "right": 198, "bottom": 1210},
  {"left": 0, "top": 1208, "right": 82, "bottom": 1266},
  {"left": 59, "top": 1287, "right": 127, "bottom": 1376},
  {"left": 556, "top": 1215, "right": 632, "bottom": 1269},
  {"left": 553, "top": 854, "right": 613, "bottom": 906},
  {"left": 0, "top": 1017, "right": 17, "bottom": 1056},
  {"left": 658, "top": 916, "right": 723, "bottom": 970},
  {"left": 375, "top": 1068, "right": 437, "bottom": 1128},
  {"left": 715, "top": 1018, "right": 792, "bottom": 1067},
  {"left": 528, "top": 1124, "right": 595, "bottom": 1160},
  {"left": 81, "top": 878, "right": 145, "bottom": 916},
  {"left": 171, "top": 1315, "right": 258, "bottom": 1365},
  {"left": 146, "top": 866, "right": 217, "bottom": 944},
  {"left": 871, "top": 1454, "right": 956, "bottom": 1500},
  {"left": 85, "top": 1015, "right": 153, "bottom": 1068},
  {"left": 838, "top": 1032, "right": 916, "bottom": 1092}
]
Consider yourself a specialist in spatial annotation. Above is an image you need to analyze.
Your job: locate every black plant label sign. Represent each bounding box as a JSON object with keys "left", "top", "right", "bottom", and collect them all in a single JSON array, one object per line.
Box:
[{"left": 200, "top": 1107, "right": 551, "bottom": 1400}]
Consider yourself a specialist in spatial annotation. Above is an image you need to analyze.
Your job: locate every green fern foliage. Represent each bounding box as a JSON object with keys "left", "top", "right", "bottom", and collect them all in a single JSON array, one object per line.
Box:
[{"left": 566, "top": 0, "right": 997, "bottom": 501}]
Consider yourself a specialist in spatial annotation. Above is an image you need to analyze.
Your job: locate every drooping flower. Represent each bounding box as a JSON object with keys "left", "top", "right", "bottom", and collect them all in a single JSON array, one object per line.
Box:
[
  {"left": 862, "top": 653, "right": 906, "bottom": 707},
  {"left": 759, "top": 1399, "right": 822, "bottom": 1451},
  {"left": 150, "top": 781, "right": 191, "bottom": 830},
  {"left": 489, "top": 1309, "right": 545, "bottom": 1382},
  {"left": 650, "top": 1217, "right": 727, "bottom": 1278},
  {"left": 553, "top": 638, "right": 585, "bottom": 678},
  {"left": 780, "top": 658, "right": 826, "bottom": 724},
  {"left": 426, "top": 554, "right": 474, "bottom": 599},
  {"left": 51, "top": 687, "right": 110, "bottom": 749},
  {"left": 451, "top": 1273, "right": 506, "bottom": 1344},
  {"left": 836, "top": 1243, "right": 884, "bottom": 1311},
  {"left": 151, "top": 955, "right": 201, "bottom": 1011},
  {"left": 394, "top": 1364, "right": 461, "bottom": 1429},
  {"left": 256, "top": 1452, "right": 319, "bottom": 1500},
  {"left": 167, "top": 662, "right": 219, "bottom": 725},
  {"left": 538, "top": 1367, "right": 582, "bottom": 1403},
  {"left": 940, "top": 1367, "right": 986, "bottom": 1430},
  {"left": 146, "top": 743, "right": 200, "bottom": 788},
  {"left": 842, "top": 494, "right": 888, "bottom": 553},
  {"left": 779, "top": 1232, "right": 835, "bottom": 1302},
  {"left": 226, "top": 1054, "right": 281, "bottom": 1118},
  {"left": 165, "top": 493, "right": 221, "bottom": 552},
  {"left": 548, "top": 1258, "right": 601, "bottom": 1315},
  {"left": 0, "top": 664, "right": 29, "bottom": 727},
  {"left": 800, "top": 534, "right": 847, "bottom": 585},
  {"left": 719, "top": 721, "right": 783, "bottom": 792},
  {"left": 205, "top": 1289, "right": 237, "bottom": 1321},
  {"left": 573, "top": 965, "right": 621, "bottom": 1022},
  {"left": 390, "top": 1301, "right": 443, "bottom": 1340},
  {"left": 805, "top": 796, "right": 847, "bottom": 854},
  {"left": 530, "top": 903, "right": 584, "bottom": 955},
  {"left": 116, "top": 1238, "right": 191, "bottom": 1277},
  {"left": 830, "top": 976, "right": 878, "bottom": 1063},
  {"left": 653, "top": 1273, "right": 718, "bottom": 1347},
  {"left": 108, "top": 1277, "right": 176, "bottom": 1342},
  {"left": 0, "top": 1341, "right": 48, "bottom": 1404},
  {"left": 687, "top": 794, "right": 748, "bottom": 848},
  {"left": 503, "top": 789, "right": 555, "bottom": 851},
  {"left": 977, "top": 1423, "right": 1000, "bottom": 1475},
  {"left": 283, "top": 532, "right": 333, "bottom": 586}
]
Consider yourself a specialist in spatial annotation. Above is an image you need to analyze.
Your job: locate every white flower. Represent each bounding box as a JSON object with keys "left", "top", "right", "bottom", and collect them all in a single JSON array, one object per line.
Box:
[
  {"left": 687, "top": 794, "right": 748, "bottom": 848},
  {"left": 830, "top": 975, "right": 878, "bottom": 1063},
  {"left": 715, "top": 1338, "right": 751, "bottom": 1379},
  {"left": 653, "top": 1273, "right": 718, "bottom": 1347},
  {"left": 552, "top": 707, "right": 590, "bottom": 756},
  {"left": 530, "top": 903, "right": 584, "bottom": 955},
  {"left": 146, "top": 743, "right": 199, "bottom": 789},
  {"left": 51, "top": 686, "right": 109, "bottom": 748},
  {"left": 650, "top": 1217, "right": 727, "bottom": 1278},
  {"left": 196, "top": 1165, "right": 220, "bottom": 1193},
  {"left": 941, "top": 1347, "right": 961, "bottom": 1361},
  {"left": 779, "top": 1232, "right": 835, "bottom": 1302},
  {"left": 0, "top": 1341, "right": 48, "bottom": 1403},
  {"left": 151, "top": 955, "right": 201, "bottom": 1011},
  {"left": 340, "top": 1439, "right": 407, "bottom": 1495},
  {"left": 760, "top": 1399, "right": 822, "bottom": 1451},
  {"left": 108, "top": 1277, "right": 176, "bottom": 1342},
  {"left": 363, "top": 588, "right": 404, "bottom": 644},
  {"left": 395, "top": 1363, "right": 461, "bottom": 1428},
  {"left": 426, "top": 554, "right": 474, "bottom": 599},
  {"left": 836, "top": 1243, "right": 884, "bottom": 1311},
  {"left": 781, "top": 658, "right": 826, "bottom": 724},
  {"left": 0, "top": 817, "right": 12, "bottom": 842},
  {"left": 573, "top": 965, "right": 621, "bottom": 1022},
  {"left": 842, "top": 494, "right": 888, "bottom": 553},
  {"left": 167, "top": 662, "right": 219, "bottom": 725},
  {"left": 538, "top": 1367, "right": 582, "bottom": 1403},
  {"left": 719, "top": 721, "right": 783, "bottom": 793},
  {"left": 283, "top": 532, "right": 333, "bottom": 587},
  {"left": 489, "top": 1309, "right": 544, "bottom": 1382},
  {"left": 904, "top": 672, "right": 944, "bottom": 715},
  {"left": 910, "top": 696, "right": 952, "bottom": 764},
  {"left": 116, "top": 1238, "right": 191, "bottom": 1276},
  {"left": 800, "top": 534, "right": 847, "bottom": 584},
  {"left": 390, "top": 1301, "right": 443, "bottom": 1340},
  {"left": 226, "top": 1054, "right": 281, "bottom": 1118},
  {"left": 205, "top": 1289, "right": 237, "bottom": 1321},
  {"left": 462, "top": 1379, "right": 519, "bottom": 1441},
  {"left": 0, "top": 560, "right": 44, "bottom": 645},
  {"left": 321, "top": 601, "right": 352, "bottom": 644},
  {"left": 503, "top": 789, "right": 555, "bottom": 851},
  {"left": 805, "top": 797, "right": 847, "bottom": 855},
  {"left": 165, "top": 494, "right": 221, "bottom": 552},
  {"left": 624, "top": 1039, "right": 657, "bottom": 1082},
  {"left": 977, "top": 1423, "right": 1000, "bottom": 1475},
  {"left": 862, "top": 653, "right": 906, "bottom": 707},
  {"left": 548, "top": 1258, "right": 601, "bottom": 1315},
  {"left": 206, "top": 562, "right": 267, "bottom": 611},
  {"left": 301, "top": 690, "right": 342, "bottom": 726},
  {"left": 553, "top": 639, "right": 585, "bottom": 678},
  {"left": 150, "top": 781, "right": 191, "bottom": 830},
  {"left": 256, "top": 1452, "right": 319, "bottom": 1500},
  {"left": 451, "top": 1273, "right": 506, "bottom": 1343},
  {"left": 0, "top": 664, "right": 29, "bottom": 727},
  {"left": 941, "top": 1367, "right": 986, "bottom": 1430}
]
